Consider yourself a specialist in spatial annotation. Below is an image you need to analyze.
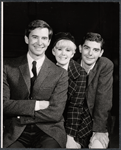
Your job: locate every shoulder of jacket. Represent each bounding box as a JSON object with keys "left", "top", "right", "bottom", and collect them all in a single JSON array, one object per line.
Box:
[
  {"left": 47, "top": 57, "right": 67, "bottom": 75},
  {"left": 98, "top": 57, "right": 114, "bottom": 68},
  {"left": 4, "top": 55, "right": 26, "bottom": 67}
]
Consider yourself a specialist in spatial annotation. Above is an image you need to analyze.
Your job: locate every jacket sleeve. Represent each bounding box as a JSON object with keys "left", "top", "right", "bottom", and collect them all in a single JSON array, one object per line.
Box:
[
  {"left": 32, "top": 69, "right": 68, "bottom": 122},
  {"left": 4, "top": 63, "right": 68, "bottom": 123},
  {"left": 65, "top": 70, "right": 92, "bottom": 147},
  {"left": 92, "top": 60, "right": 114, "bottom": 132},
  {"left": 19, "top": 69, "right": 68, "bottom": 124}
]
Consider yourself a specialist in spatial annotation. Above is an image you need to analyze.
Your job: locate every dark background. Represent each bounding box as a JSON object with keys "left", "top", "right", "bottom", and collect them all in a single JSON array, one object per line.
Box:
[{"left": 3, "top": 2, "right": 119, "bottom": 147}]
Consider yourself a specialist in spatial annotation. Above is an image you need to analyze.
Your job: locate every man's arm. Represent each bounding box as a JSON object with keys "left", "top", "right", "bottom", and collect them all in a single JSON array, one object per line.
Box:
[
  {"left": 93, "top": 59, "right": 114, "bottom": 132},
  {"left": 3, "top": 64, "right": 35, "bottom": 117},
  {"left": 3, "top": 64, "right": 49, "bottom": 117},
  {"left": 33, "top": 70, "right": 68, "bottom": 122},
  {"left": 4, "top": 64, "right": 68, "bottom": 123},
  {"left": 90, "top": 58, "right": 114, "bottom": 148}
]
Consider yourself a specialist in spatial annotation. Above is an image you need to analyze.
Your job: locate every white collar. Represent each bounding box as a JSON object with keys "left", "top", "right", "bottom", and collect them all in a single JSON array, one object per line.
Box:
[{"left": 27, "top": 52, "right": 45, "bottom": 77}]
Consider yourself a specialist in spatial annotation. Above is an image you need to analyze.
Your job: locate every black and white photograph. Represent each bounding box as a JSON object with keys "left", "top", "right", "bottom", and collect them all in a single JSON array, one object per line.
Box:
[{"left": 2, "top": 1, "right": 119, "bottom": 148}]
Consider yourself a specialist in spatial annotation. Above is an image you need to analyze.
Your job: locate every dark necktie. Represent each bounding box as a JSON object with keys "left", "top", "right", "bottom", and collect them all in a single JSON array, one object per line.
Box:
[
  {"left": 32, "top": 61, "right": 37, "bottom": 78},
  {"left": 30, "top": 61, "right": 37, "bottom": 98}
]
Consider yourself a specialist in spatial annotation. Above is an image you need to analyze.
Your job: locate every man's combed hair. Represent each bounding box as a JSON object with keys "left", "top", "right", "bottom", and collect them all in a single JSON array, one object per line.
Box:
[
  {"left": 25, "top": 20, "right": 53, "bottom": 39},
  {"left": 82, "top": 32, "right": 105, "bottom": 49}
]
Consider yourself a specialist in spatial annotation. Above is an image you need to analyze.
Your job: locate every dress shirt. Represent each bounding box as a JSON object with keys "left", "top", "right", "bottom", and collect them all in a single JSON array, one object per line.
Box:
[{"left": 27, "top": 52, "right": 45, "bottom": 78}]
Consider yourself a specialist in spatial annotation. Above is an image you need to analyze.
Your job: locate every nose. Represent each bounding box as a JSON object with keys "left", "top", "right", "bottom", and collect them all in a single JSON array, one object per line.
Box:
[
  {"left": 88, "top": 49, "right": 93, "bottom": 56},
  {"left": 61, "top": 50, "right": 66, "bottom": 55},
  {"left": 37, "top": 38, "right": 42, "bottom": 45}
]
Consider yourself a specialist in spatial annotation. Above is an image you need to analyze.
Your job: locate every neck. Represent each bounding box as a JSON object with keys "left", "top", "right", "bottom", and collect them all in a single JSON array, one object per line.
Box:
[
  {"left": 81, "top": 60, "right": 93, "bottom": 73},
  {"left": 28, "top": 51, "right": 45, "bottom": 60},
  {"left": 56, "top": 62, "right": 69, "bottom": 70}
]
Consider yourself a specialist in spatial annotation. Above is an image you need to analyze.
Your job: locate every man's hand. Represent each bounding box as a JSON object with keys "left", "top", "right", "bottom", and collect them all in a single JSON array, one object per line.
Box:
[
  {"left": 89, "top": 132, "right": 109, "bottom": 148},
  {"left": 66, "top": 135, "right": 81, "bottom": 149},
  {"left": 35, "top": 101, "right": 49, "bottom": 111}
]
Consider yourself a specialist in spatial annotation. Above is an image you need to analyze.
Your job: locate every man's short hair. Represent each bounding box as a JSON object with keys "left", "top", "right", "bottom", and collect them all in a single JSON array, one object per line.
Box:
[
  {"left": 82, "top": 32, "right": 104, "bottom": 49},
  {"left": 25, "top": 20, "right": 53, "bottom": 39}
]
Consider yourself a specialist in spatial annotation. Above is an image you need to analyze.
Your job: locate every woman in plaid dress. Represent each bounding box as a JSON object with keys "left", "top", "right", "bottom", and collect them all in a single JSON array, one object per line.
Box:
[{"left": 52, "top": 32, "right": 92, "bottom": 148}]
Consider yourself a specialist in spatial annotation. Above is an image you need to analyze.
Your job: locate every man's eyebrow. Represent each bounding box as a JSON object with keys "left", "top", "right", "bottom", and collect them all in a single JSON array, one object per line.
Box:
[
  {"left": 42, "top": 36, "right": 48, "bottom": 38},
  {"left": 93, "top": 48, "right": 100, "bottom": 51},
  {"left": 31, "top": 35, "right": 38, "bottom": 37},
  {"left": 83, "top": 44, "right": 90, "bottom": 48}
]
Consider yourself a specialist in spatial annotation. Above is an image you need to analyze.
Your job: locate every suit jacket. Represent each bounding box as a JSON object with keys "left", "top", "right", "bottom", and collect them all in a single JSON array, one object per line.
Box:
[
  {"left": 65, "top": 59, "right": 92, "bottom": 147},
  {"left": 3, "top": 55, "right": 68, "bottom": 148},
  {"left": 77, "top": 57, "right": 114, "bottom": 132}
]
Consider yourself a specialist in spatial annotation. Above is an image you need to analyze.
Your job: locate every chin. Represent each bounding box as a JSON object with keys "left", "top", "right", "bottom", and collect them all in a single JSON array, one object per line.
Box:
[
  {"left": 59, "top": 63, "right": 65, "bottom": 66},
  {"left": 85, "top": 60, "right": 94, "bottom": 65},
  {"left": 35, "top": 52, "right": 44, "bottom": 56}
]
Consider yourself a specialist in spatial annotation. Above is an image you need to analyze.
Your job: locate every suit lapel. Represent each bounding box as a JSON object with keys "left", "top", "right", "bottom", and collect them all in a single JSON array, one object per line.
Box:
[
  {"left": 19, "top": 56, "right": 31, "bottom": 93},
  {"left": 77, "top": 57, "right": 98, "bottom": 87},
  {"left": 34, "top": 57, "right": 51, "bottom": 90},
  {"left": 19, "top": 56, "right": 51, "bottom": 95},
  {"left": 88, "top": 63, "right": 97, "bottom": 87}
]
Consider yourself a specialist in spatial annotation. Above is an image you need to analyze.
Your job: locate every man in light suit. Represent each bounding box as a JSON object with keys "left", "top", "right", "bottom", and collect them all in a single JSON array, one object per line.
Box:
[
  {"left": 3, "top": 20, "right": 68, "bottom": 148},
  {"left": 77, "top": 32, "right": 114, "bottom": 148}
]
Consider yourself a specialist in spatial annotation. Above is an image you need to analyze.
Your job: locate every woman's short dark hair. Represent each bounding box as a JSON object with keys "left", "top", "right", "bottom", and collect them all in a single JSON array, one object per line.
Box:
[
  {"left": 82, "top": 32, "right": 105, "bottom": 49},
  {"left": 25, "top": 20, "right": 53, "bottom": 40}
]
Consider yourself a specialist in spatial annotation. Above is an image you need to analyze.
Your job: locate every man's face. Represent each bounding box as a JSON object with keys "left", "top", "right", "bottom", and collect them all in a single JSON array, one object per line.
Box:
[
  {"left": 25, "top": 28, "right": 50, "bottom": 59},
  {"left": 79, "top": 40, "right": 104, "bottom": 66}
]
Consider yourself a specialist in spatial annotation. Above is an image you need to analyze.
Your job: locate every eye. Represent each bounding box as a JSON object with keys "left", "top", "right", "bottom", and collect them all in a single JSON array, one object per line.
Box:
[
  {"left": 55, "top": 47, "right": 62, "bottom": 50},
  {"left": 42, "top": 37, "right": 48, "bottom": 40},
  {"left": 83, "top": 45, "right": 89, "bottom": 49},
  {"left": 32, "top": 35, "right": 38, "bottom": 39},
  {"left": 66, "top": 49, "right": 71, "bottom": 52},
  {"left": 57, "top": 48, "right": 62, "bottom": 51},
  {"left": 94, "top": 48, "right": 100, "bottom": 52}
]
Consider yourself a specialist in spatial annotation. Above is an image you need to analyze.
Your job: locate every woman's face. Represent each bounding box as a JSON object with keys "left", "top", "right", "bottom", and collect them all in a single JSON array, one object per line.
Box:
[{"left": 53, "top": 40, "right": 76, "bottom": 66}]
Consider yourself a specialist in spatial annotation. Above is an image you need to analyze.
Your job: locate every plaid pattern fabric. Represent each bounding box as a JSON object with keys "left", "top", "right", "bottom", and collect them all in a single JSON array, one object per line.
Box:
[{"left": 65, "top": 59, "right": 92, "bottom": 147}]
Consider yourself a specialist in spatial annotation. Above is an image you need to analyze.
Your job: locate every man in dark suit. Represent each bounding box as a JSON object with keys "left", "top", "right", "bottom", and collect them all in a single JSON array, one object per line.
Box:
[
  {"left": 52, "top": 32, "right": 93, "bottom": 148},
  {"left": 77, "top": 32, "right": 114, "bottom": 148},
  {"left": 3, "top": 20, "right": 68, "bottom": 148}
]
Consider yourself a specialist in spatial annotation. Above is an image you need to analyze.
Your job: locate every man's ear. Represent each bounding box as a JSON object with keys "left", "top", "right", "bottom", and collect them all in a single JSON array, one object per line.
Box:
[
  {"left": 24, "top": 36, "right": 29, "bottom": 44},
  {"left": 52, "top": 48, "right": 55, "bottom": 56},
  {"left": 47, "top": 39, "right": 51, "bottom": 46},
  {"left": 79, "top": 45, "right": 82, "bottom": 53},
  {"left": 99, "top": 49, "right": 104, "bottom": 57}
]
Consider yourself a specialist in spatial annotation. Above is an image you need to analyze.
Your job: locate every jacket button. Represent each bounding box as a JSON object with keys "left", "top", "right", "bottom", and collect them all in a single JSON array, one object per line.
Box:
[{"left": 17, "top": 116, "right": 20, "bottom": 119}]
